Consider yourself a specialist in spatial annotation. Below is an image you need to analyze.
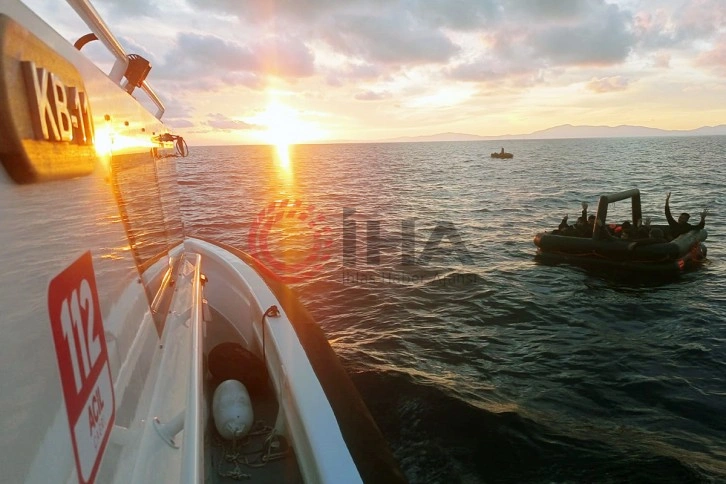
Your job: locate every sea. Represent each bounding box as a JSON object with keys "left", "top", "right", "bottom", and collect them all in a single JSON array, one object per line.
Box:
[{"left": 176, "top": 136, "right": 726, "bottom": 483}]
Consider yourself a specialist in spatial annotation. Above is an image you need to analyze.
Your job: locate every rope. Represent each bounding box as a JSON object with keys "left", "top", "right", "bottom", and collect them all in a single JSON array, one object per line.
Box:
[{"left": 213, "top": 420, "right": 287, "bottom": 480}]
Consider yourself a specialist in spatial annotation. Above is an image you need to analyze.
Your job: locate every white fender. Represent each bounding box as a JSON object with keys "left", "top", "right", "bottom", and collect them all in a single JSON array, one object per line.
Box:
[{"left": 212, "top": 379, "right": 254, "bottom": 440}]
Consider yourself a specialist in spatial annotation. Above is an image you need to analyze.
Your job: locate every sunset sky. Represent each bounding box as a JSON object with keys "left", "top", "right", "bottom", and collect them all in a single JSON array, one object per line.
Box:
[{"left": 23, "top": 0, "right": 726, "bottom": 145}]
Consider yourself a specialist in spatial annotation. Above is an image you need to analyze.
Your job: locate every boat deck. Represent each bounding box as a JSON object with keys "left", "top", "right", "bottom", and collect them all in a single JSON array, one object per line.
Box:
[{"left": 204, "top": 307, "right": 303, "bottom": 483}]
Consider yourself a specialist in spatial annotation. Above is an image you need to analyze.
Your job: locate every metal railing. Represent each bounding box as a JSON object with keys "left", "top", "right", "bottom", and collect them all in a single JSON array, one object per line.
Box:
[
  {"left": 182, "top": 252, "right": 205, "bottom": 484},
  {"left": 66, "top": 0, "right": 166, "bottom": 119}
]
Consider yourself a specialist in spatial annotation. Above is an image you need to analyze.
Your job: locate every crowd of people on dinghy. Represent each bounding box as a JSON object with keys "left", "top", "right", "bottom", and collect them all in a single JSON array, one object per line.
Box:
[{"left": 552, "top": 193, "right": 708, "bottom": 243}]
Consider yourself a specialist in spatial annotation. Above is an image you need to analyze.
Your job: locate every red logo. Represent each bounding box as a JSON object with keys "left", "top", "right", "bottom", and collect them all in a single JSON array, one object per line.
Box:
[
  {"left": 248, "top": 200, "right": 333, "bottom": 282},
  {"left": 47, "top": 251, "right": 115, "bottom": 484}
]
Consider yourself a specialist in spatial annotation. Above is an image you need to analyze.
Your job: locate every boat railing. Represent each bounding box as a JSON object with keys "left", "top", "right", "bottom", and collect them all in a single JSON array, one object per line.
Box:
[
  {"left": 182, "top": 252, "right": 204, "bottom": 484},
  {"left": 65, "top": 0, "right": 166, "bottom": 119}
]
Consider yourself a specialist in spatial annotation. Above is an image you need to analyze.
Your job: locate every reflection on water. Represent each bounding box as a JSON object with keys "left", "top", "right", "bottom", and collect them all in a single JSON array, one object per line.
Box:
[
  {"left": 275, "top": 143, "right": 291, "bottom": 172},
  {"left": 273, "top": 144, "right": 295, "bottom": 197}
]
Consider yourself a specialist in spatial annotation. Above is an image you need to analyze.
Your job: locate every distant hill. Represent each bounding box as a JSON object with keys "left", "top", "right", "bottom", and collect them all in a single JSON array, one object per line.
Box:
[
  {"left": 377, "top": 124, "right": 726, "bottom": 143},
  {"left": 381, "top": 132, "right": 487, "bottom": 142}
]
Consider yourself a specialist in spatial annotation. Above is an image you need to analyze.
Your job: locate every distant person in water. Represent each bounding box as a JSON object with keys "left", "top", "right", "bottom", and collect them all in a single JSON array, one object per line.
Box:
[{"left": 665, "top": 192, "right": 708, "bottom": 238}]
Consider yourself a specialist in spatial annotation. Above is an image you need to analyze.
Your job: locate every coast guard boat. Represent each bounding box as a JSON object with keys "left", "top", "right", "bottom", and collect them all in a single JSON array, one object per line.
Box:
[{"left": 0, "top": 1, "right": 404, "bottom": 482}]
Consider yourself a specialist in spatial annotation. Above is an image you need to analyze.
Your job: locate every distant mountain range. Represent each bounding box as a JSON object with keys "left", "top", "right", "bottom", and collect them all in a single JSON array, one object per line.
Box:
[{"left": 377, "top": 124, "right": 726, "bottom": 143}]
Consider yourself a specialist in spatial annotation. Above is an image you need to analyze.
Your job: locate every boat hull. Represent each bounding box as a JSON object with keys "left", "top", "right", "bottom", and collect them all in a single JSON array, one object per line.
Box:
[{"left": 534, "top": 229, "right": 707, "bottom": 275}]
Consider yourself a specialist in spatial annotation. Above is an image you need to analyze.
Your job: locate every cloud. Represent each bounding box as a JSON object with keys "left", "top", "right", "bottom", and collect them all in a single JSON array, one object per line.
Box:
[
  {"left": 152, "top": 31, "right": 315, "bottom": 87},
  {"left": 321, "top": 13, "right": 461, "bottom": 65},
  {"left": 354, "top": 90, "right": 392, "bottom": 101},
  {"left": 695, "top": 37, "right": 726, "bottom": 75},
  {"left": 634, "top": 10, "right": 676, "bottom": 49},
  {"left": 94, "top": 0, "right": 162, "bottom": 18},
  {"left": 675, "top": 0, "right": 726, "bottom": 41},
  {"left": 634, "top": 1, "right": 726, "bottom": 49},
  {"left": 161, "top": 33, "right": 256, "bottom": 76},
  {"left": 253, "top": 36, "right": 316, "bottom": 77},
  {"left": 527, "top": 2, "right": 634, "bottom": 66},
  {"left": 324, "top": 62, "right": 385, "bottom": 86},
  {"left": 586, "top": 76, "right": 630, "bottom": 93},
  {"left": 448, "top": 0, "right": 636, "bottom": 88},
  {"left": 168, "top": 119, "right": 195, "bottom": 129},
  {"left": 185, "top": 0, "right": 387, "bottom": 24},
  {"left": 410, "top": 0, "right": 500, "bottom": 31},
  {"left": 106, "top": 0, "right": 726, "bottom": 97},
  {"left": 207, "top": 113, "right": 259, "bottom": 130},
  {"left": 652, "top": 52, "right": 671, "bottom": 69}
]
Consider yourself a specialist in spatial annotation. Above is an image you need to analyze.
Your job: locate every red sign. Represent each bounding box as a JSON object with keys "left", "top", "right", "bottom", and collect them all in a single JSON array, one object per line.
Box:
[{"left": 48, "top": 251, "right": 115, "bottom": 484}]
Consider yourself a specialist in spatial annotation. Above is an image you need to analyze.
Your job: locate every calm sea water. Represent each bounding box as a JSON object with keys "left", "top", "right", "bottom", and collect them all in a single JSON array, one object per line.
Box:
[{"left": 177, "top": 137, "right": 726, "bottom": 483}]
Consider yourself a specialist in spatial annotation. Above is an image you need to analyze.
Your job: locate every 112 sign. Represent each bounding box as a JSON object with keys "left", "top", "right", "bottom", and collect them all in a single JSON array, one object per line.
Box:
[{"left": 48, "top": 251, "right": 115, "bottom": 484}]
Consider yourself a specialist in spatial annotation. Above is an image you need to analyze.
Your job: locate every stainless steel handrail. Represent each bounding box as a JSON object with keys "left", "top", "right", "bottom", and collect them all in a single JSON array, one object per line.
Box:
[
  {"left": 65, "top": 0, "right": 166, "bottom": 119},
  {"left": 181, "top": 252, "right": 204, "bottom": 484},
  {"left": 142, "top": 80, "right": 166, "bottom": 120}
]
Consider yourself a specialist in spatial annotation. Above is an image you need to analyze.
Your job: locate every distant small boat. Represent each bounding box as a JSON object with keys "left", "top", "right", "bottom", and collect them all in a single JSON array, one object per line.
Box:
[{"left": 491, "top": 151, "right": 513, "bottom": 159}]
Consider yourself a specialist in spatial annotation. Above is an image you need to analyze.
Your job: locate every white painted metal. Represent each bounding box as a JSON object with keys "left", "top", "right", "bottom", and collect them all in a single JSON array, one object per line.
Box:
[
  {"left": 184, "top": 238, "right": 365, "bottom": 484},
  {"left": 127, "top": 254, "right": 196, "bottom": 484},
  {"left": 181, "top": 253, "right": 204, "bottom": 484}
]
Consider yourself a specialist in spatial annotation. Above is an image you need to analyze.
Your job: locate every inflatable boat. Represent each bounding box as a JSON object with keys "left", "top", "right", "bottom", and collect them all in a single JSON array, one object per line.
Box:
[
  {"left": 0, "top": 1, "right": 404, "bottom": 483},
  {"left": 491, "top": 151, "right": 513, "bottom": 159},
  {"left": 533, "top": 189, "right": 708, "bottom": 275}
]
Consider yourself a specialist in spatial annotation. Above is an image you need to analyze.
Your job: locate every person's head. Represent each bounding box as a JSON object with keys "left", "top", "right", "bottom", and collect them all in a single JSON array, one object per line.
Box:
[
  {"left": 575, "top": 216, "right": 586, "bottom": 228},
  {"left": 678, "top": 212, "right": 690, "bottom": 224},
  {"left": 588, "top": 215, "right": 596, "bottom": 225}
]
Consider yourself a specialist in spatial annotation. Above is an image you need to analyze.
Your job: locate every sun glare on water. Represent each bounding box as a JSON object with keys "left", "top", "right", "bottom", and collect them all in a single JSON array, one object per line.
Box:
[
  {"left": 254, "top": 100, "right": 325, "bottom": 165},
  {"left": 275, "top": 143, "right": 291, "bottom": 171}
]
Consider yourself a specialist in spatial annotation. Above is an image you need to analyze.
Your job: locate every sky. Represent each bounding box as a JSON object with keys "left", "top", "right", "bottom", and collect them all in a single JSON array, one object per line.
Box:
[{"left": 22, "top": 0, "right": 726, "bottom": 145}]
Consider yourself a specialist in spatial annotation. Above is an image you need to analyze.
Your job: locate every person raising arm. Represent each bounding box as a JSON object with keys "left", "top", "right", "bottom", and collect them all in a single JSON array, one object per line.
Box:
[{"left": 665, "top": 192, "right": 708, "bottom": 238}]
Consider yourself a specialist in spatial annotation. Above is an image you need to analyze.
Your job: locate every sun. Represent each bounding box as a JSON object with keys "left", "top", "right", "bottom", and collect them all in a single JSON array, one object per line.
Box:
[
  {"left": 262, "top": 102, "right": 296, "bottom": 147},
  {"left": 254, "top": 100, "right": 326, "bottom": 148}
]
